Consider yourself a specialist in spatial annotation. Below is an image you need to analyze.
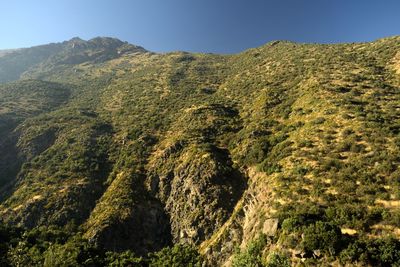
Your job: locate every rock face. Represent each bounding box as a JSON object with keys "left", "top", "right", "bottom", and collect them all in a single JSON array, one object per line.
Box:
[{"left": 147, "top": 143, "right": 247, "bottom": 245}]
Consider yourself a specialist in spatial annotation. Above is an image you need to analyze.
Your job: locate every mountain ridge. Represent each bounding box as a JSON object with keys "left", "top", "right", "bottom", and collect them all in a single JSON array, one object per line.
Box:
[{"left": 0, "top": 36, "right": 147, "bottom": 84}]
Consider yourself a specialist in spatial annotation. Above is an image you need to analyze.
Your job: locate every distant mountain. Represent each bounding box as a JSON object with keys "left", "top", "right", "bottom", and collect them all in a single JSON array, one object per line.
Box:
[
  {"left": 0, "top": 37, "right": 146, "bottom": 83},
  {"left": 0, "top": 36, "right": 400, "bottom": 266},
  {"left": 0, "top": 49, "right": 20, "bottom": 57}
]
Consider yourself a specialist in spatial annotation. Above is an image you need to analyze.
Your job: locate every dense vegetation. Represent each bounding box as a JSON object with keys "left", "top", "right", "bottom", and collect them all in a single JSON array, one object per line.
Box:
[
  {"left": 0, "top": 36, "right": 400, "bottom": 266},
  {"left": 0, "top": 223, "right": 203, "bottom": 266}
]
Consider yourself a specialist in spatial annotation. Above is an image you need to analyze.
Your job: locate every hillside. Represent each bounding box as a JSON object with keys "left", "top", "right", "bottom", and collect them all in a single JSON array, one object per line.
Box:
[{"left": 0, "top": 36, "right": 400, "bottom": 266}]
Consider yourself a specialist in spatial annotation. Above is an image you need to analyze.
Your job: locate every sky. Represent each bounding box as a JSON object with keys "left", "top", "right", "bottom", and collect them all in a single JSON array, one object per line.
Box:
[{"left": 1, "top": 0, "right": 400, "bottom": 54}]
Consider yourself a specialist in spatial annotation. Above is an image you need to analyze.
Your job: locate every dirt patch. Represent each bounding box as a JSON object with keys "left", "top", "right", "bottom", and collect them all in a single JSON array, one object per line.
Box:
[{"left": 375, "top": 199, "right": 400, "bottom": 208}]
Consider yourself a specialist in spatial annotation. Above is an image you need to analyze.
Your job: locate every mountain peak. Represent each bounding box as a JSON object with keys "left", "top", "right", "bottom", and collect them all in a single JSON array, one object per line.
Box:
[
  {"left": 64, "top": 36, "right": 146, "bottom": 53},
  {"left": 69, "top": 37, "right": 84, "bottom": 42},
  {"left": 0, "top": 37, "right": 148, "bottom": 83}
]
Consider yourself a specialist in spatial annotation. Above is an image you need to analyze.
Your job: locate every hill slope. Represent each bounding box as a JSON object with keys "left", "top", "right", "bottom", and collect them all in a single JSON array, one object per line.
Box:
[{"left": 0, "top": 36, "right": 400, "bottom": 266}]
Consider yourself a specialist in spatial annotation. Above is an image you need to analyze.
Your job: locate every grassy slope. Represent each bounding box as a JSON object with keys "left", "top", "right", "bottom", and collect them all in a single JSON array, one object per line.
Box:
[{"left": 0, "top": 36, "right": 399, "bottom": 265}]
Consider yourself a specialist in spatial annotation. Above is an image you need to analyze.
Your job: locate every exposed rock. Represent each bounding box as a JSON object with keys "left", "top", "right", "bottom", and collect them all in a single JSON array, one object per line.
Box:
[
  {"left": 147, "top": 144, "right": 246, "bottom": 245},
  {"left": 262, "top": 218, "right": 279, "bottom": 236}
]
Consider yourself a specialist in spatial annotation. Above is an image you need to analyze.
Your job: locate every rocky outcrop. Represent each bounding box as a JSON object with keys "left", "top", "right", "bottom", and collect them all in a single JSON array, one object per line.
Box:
[
  {"left": 200, "top": 167, "right": 279, "bottom": 266},
  {"left": 147, "top": 143, "right": 247, "bottom": 246}
]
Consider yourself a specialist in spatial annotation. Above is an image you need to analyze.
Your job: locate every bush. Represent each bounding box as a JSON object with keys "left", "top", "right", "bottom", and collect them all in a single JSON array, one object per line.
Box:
[
  {"left": 243, "top": 139, "right": 269, "bottom": 165},
  {"left": 281, "top": 217, "right": 301, "bottom": 232},
  {"left": 148, "top": 244, "right": 203, "bottom": 267},
  {"left": 232, "top": 234, "right": 267, "bottom": 267},
  {"left": 0, "top": 224, "right": 22, "bottom": 266},
  {"left": 265, "top": 252, "right": 291, "bottom": 267},
  {"left": 311, "top": 117, "right": 326, "bottom": 125},
  {"left": 105, "top": 250, "right": 144, "bottom": 266},
  {"left": 258, "top": 161, "right": 282, "bottom": 174},
  {"left": 340, "top": 237, "right": 400, "bottom": 266},
  {"left": 301, "top": 221, "right": 343, "bottom": 256},
  {"left": 43, "top": 236, "right": 104, "bottom": 267},
  {"left": 368, "top": 237, "right": 400, "bottom": 266}
]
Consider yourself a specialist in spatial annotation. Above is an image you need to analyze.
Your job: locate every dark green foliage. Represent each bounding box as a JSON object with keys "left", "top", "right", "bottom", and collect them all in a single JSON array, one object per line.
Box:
[
  {"left": 105, "top": 251, "right": 145, "bottom": 267},
  {"left": 2, "top": 224, "right": 79, "bottom": 266},
  {"left": 265, "top": 252, "right": 291, "bottom": 267},
  {"left": 244, "top": 139, "right": 269, "bottom": 165},
  {"left": 43, "top": 236, "right": 105, "bottom": 267},
  {"left": 148, "top": 244, "right": 203, "bottom": 267},
  {"left": 300, "top": 221, "right": 343, "bottom": 256},
  {"left": 258, "top": 162, "right": 282, "bottom": 174},
  {"left": 0, "top": 222, "right": 201, "bottom": 267},
  {"left": 325, "top": 204, "right": 382, "bottom": 230},
  {"left": 0, "top": 224, "right": 23, "bottom": 266},
  {"left": 340, "top": 237, "right": 400, "bottom": 266},
  {"left": 232, "top": 234, "right": 268, "bottom": 267}
]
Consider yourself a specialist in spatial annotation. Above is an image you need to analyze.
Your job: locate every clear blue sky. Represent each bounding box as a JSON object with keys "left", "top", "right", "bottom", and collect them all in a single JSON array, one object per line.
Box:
[{"left": 1, "top": 0, "right": 400, "bottom": 53}]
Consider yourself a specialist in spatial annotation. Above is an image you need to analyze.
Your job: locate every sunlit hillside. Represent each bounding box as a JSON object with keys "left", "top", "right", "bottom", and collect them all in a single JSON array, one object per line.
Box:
[{"left": 0, "top": 36, "right": 400, "bottom": 266}]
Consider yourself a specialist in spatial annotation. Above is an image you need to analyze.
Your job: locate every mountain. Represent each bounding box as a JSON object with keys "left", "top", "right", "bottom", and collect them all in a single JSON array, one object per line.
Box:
[
  {"left": 0, "top": 49, "right": 19, "bottom": 58},
  {"left": 0, "top": 36, "right": 400, "bottom": 266},
  {"left": 0, "top": 37, "right": 146, "bottom": 83}
]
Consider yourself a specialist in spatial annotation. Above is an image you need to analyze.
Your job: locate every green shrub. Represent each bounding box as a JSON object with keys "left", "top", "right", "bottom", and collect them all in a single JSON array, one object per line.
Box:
[
  {"left": 265, "top": 252, "right": 291, "bottom": 267},
  {"left": 232, "top": 234, "right": 267, "bottom": 267},
  {"left": 148, "top": 244, "right": 203, "bottom": 267},
  {"left": 43, "top": 236, "right": 104, "bottom": 267},
  {"left": 301, "top": 221, "right": 343, "bottom": 256},
  {"left": 105, "top": 250, "right": 144, "bottom": 266},
  {"left": 368, "top": 237, "right": 400, "bottom": 266},
  {"left": 340, "top": 237, "right": 400, "bottom": 266},
  {"left": 311, "top": 117, "right": 326, "bottom": 125},
  {"left": 258, "top": 161, "right": 282, "bottom": 174}
]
